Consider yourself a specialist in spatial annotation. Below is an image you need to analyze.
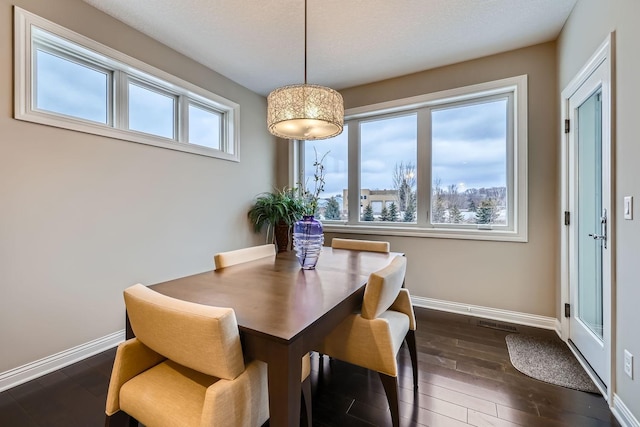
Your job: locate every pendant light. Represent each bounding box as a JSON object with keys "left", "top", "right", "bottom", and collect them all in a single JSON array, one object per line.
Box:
[{"left": 266, "top": 0, "right": 344, "bottom": 140}]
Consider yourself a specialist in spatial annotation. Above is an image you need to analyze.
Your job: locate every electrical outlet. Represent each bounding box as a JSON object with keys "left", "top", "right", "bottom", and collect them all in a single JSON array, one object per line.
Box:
[{"left": 624, "top": 350, "right": 634, "bottom": 379}]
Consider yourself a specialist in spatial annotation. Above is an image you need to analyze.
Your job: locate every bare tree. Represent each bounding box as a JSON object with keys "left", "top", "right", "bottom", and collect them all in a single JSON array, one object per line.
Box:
[{"left": 393, "top": 162, "right": 417, "bottom": 213}]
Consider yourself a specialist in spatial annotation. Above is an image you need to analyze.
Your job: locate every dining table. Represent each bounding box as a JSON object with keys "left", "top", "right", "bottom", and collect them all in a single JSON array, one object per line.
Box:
[{"left": 125, "top": 246, "right": 402, "bottom": 427}]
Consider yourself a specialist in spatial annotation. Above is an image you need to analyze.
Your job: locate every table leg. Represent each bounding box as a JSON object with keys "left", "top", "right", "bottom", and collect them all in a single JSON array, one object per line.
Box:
[{"left": 267, "top": 342, "right": 303, "bottom": 427}]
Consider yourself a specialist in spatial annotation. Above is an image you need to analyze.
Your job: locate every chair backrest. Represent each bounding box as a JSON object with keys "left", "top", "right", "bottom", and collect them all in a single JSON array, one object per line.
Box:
[
  {"left": 124, "top": 284, "right": 245, "bottom": 380},
  {"left": 361, "top": 256, "right": 407, "bottom": 320},
  {"left": 331, "top": 238, "right": 390, "bottom": 253},
  {"left": 214, "top": 244, "right": 276, "bottom": 269}
]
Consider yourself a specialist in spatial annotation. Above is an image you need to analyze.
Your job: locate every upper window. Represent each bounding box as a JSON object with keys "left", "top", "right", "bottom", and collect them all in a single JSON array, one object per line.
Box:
[
  {"left": 34, "top": 48, "right": 111, "bottom": 124},
  {"left": 298, "top": 76, "right": 528, "bottom": 242},
  {"left": 14, "top": 7, "right": 239, "bottom": 161}
]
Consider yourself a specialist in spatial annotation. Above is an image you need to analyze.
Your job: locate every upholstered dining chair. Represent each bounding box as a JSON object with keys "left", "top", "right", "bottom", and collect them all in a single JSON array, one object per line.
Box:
[
  {"left": 316, "top": 255, "right": 418, "bottom": 427},
  {"left": 331, "top": 237, "right": 390, "bottom": 253},
  {"left": 105, "top": 283, "right": 271, "bottom": 427},
  {"left": 213, "top": 243, "right": 276, "bottom": 270},
  {"left": 213, "top": 243, "right": 313, "bottom": 426},
  {"left": 324, "top": 238, "right": 393, "bottom": 364}
]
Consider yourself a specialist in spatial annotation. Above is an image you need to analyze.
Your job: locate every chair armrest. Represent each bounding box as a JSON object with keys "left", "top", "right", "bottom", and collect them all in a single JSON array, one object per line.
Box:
[
  {"left": 201, "top": 360, "right": 270, "bottom": 427},
  {"left": 389, "top": 289, "right": 416, "bottom": 331},
  {"left": 319, "top": 314, "right": 406, "bottom": 377},
  {"left": 105, "top": 338, "right": 165, "bottom": 415}
]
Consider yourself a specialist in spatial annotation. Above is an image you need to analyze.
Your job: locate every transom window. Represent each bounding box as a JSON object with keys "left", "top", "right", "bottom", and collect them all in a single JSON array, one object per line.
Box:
[
  {"left": 15, "top": 7, "right": 239, "bottom": 161},
  {"left": 299, "top": 76, "right": 528, "bottom": 242}
]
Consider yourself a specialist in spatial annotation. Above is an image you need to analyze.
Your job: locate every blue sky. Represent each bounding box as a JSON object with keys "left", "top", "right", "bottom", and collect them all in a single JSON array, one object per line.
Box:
[{"left": 36, "top": 50, "right": 108, "bottom": 123}]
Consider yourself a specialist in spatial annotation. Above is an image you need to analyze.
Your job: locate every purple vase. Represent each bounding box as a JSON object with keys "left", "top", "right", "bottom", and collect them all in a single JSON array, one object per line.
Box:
[{"left": 293, "top": 215, "right": 324, "bottom": 269}]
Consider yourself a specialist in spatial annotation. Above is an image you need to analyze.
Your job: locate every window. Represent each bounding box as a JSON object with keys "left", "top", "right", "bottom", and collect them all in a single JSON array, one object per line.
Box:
[
  {"left": 15, "top": 7, "right": 239, "bottom": 161},
  {"left": 360, "top": 114, "right": 417, "bottom": 223},
  {"left": 297, "top": 76, "right": 528, "bottom": 242},
  {"left": 34, "top": 48, "right": 111, "bottom": 124},
  {"left": 188, "top": 103, "right": 222, "bottom": 150},
  {"left": 431, "top": 97, "right": 510, "bottom": 228},
  {"left": 127, "top": 80, "right": 176, "bottom": 139}
]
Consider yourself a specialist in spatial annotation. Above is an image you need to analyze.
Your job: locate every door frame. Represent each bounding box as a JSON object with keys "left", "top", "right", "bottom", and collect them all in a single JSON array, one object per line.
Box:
[{"left": 560, "top": 32, "right": 615, "bottom": 401}]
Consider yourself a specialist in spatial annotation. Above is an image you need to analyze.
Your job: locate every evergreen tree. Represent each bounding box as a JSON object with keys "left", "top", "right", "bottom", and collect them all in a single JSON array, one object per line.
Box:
[
  {"left": 475, "top": 199, "right": 498, "bottom": 224},
  {"left": 362, "top": 204, "right": 374, "bottom": 221},
  {"left": 380, "top": 205, "right": 391, "bottom": 221},
  {"left": 449, "top": 205, "right": 464, "bottom": 223},
  {"left": 324, "top": 196, "right": 341, "bottom": 220},
  {"left": 388, "top": 202, "right": 399, "bottom": 222},
  {"left": 468, "top": 199, "right": 477, "bottom": 213},
  {"left": 403, "top": 192, "right": 416, "bottom": 222}
]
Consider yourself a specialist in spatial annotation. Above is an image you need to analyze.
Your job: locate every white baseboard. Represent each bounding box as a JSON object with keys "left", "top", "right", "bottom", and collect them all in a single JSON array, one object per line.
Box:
[
  {"left": 613, "top": 394, "right": 640, "bottom": 427},
  {"left": 0, "top": 330, "right": 125, "bottom": 393},
  {"left": 412, "top": 296, "right": 560, "bottom": 334}
]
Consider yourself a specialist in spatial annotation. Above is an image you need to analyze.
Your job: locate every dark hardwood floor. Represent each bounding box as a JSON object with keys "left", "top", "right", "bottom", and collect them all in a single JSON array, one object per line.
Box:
[{"left": 0, "top": 308, "right": 620, "bottom": 426}]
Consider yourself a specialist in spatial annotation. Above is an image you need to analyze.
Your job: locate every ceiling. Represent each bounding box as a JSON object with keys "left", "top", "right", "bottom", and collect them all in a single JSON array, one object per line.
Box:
[{"left": 83, "top": 0, "right": 577, "bottom": 97}]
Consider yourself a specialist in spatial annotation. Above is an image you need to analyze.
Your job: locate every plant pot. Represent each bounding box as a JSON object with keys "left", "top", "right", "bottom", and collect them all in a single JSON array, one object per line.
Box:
[{"left": 274, "top": 221, "right": 290, "bottom": 252}]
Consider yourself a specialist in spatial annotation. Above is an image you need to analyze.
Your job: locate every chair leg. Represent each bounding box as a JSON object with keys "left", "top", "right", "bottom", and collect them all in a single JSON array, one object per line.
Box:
[
  {"left": 301, "top": 375, "right": 312, "bottom": 427},
  {"left": 378, "top": 373, "right": 400, "bottom": 427},
  {"left": 405, "top": 329, "right": 419, "bottom": 389}
]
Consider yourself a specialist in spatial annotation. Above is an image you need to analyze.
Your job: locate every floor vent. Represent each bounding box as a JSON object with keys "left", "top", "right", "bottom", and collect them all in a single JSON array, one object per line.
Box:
[{"left": 477, "top": 320, "right": 518, "bottom": 332}]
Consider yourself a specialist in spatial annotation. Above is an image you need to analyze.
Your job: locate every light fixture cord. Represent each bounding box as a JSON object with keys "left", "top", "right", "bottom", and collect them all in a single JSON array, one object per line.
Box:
[{"left": 304, "top": 0, "right": 307, "bottom": 84}]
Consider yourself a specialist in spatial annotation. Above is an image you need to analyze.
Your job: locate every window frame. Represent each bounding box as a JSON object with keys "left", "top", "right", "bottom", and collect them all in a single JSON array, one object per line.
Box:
[
  {"left": 428, "top": 93, "right": 513, "bottom": 231},
  {"left": 14, "top": 7, "right": 240, "bottom": 161},
  {"left": 125, "top": 76, "right": 179, "bottom": 140},
  {"left": 32, "top": 42, "right": 114, "bottom": 126},
  {"left": 296, "top": 75, "right": 528, "bottom": 242},
  {"left": 186, "top": 100, "right": 225, "bottom": 151}
]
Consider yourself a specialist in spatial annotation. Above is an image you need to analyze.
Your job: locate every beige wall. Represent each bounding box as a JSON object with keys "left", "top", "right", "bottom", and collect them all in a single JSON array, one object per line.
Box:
[
  {"left": 559, "top": 0, "right": 640, "bottom": 419},
  {"left": 316, "top": 43, "right": 559, "bottom": 319},
  {"left": 0, "top": 0, "right": 276, "bottom": 372}
]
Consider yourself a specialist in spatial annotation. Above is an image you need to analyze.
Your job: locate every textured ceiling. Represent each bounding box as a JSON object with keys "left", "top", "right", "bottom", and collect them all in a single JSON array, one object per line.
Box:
[{"left": 83, "top": 0, "right": 577, "bottom": 96}]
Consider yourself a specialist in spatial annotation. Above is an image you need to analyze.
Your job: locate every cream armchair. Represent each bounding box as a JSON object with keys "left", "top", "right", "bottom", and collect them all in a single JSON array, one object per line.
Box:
[
  {"left": 317, "top": 255, "right": 418, "bottom": 427},
  {"left": 105, "top": 284, "right": 269, "bottom": 427},
  {"left": 213, "top": 243, "right": 313, "bottom": 426}
]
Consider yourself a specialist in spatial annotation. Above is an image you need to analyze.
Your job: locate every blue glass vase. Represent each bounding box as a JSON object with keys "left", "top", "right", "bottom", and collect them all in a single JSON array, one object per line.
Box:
[{"left": 293, "top": 215, "right": 324, "bottom": 269}]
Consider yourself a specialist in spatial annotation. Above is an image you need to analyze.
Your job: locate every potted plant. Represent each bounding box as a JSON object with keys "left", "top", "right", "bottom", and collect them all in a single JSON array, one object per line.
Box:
[{"left": 248, "top": 187, "right": 305, "bottom": 252}]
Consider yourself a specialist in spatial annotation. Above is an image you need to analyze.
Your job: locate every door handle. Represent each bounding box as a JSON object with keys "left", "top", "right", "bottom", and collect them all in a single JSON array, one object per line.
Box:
[{"left": 588, "top": 209, "right": 607, "bottom": 249}]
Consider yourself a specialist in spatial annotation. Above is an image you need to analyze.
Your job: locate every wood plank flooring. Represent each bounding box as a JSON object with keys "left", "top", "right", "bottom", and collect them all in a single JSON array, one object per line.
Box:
[{"left": 0, "top": 308, "right": 620, "bottom": 426}]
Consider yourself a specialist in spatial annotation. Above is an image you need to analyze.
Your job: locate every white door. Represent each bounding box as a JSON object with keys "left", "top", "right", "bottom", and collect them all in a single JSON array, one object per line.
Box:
[{"left": 564, "top": 39, "right": 612, "bottom": 389}]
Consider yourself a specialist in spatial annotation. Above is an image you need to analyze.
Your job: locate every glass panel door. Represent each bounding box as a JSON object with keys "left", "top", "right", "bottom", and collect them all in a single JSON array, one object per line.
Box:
[{"left": 577, "top": 89, "right": 604, "bottom": 339}]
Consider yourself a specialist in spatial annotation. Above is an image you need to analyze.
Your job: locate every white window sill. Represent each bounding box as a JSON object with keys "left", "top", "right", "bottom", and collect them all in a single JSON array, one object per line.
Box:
[{"left": 321, "top": 222, "right": 528, "bottom": 243}]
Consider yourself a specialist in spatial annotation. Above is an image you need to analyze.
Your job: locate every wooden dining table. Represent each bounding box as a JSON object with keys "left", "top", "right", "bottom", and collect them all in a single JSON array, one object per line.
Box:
[{"left": 125, "top": 247, "right": 401, "bottom": 427}]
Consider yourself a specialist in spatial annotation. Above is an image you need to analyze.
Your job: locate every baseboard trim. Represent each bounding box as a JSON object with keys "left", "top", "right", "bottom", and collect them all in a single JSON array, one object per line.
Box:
[
  {"left": 613, "top": 394, "right": 640, "bottom": 427},
  {"left": 0, "top": 330, "right": 125, "bottom": 393},
  {"left": 412, "top": 296, "right": 560, "bottom": 334}
]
